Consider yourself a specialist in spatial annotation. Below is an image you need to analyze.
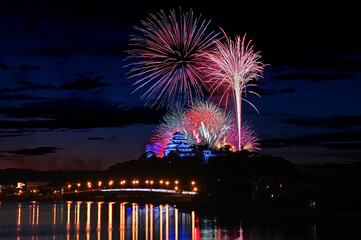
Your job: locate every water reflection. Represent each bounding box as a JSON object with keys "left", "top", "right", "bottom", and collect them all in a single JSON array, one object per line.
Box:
[{"left": 1, "top": 201, "right": 204, "bottom": 239}]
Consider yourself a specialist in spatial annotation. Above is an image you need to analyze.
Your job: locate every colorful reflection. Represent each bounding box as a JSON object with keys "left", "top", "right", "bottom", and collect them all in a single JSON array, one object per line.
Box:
[{"left": 0, "top": 201, "right": 245, "bottom": 240}]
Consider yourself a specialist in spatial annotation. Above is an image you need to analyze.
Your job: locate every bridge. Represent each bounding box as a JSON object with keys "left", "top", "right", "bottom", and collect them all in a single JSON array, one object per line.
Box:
[
  {"left": 62, "top": 180, "right": 198, "bottom": 202},
  {"left": 101, "top": 188, "right": 197, "bottom": 195}
]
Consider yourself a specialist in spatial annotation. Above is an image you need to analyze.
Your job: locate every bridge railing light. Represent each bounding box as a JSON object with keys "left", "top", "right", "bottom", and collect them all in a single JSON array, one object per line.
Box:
[{"left": 132, "top": 180, "right": 139, "bottom": 185}]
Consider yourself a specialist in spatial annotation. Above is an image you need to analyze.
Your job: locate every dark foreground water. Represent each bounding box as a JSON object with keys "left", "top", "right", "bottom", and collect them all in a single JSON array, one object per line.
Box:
[{"left": 0, "top": 201, "right": 360, "bottom": 240}]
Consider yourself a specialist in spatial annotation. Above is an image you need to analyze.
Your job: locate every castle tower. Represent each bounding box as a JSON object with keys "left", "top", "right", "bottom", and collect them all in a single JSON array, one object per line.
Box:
[{"left": 164, "top": 132, "right": 196, "bottom": 157}]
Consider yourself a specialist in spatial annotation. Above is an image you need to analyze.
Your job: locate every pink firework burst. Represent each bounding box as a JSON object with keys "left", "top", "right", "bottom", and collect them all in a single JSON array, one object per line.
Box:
[
  {"left": 202, "top": 31, "right": 265, "bottom": 150},
  {"left": 147, "top": 100, "right": 261, "bottom": 156},
  {"left": 126, "top": 9, "right": 219, "bottom": 107},
  {"left": 184, "top": 99, "right": 233, "bottom": 146},
  {"left": 222, "top": 119, "right": 260, "bottom": 152}
]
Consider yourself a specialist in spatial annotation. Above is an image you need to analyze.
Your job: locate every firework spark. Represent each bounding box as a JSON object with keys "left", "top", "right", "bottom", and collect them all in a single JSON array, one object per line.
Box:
[
  {"left": 202, "top": 32, "right": 265, "bottom": 150},
  {"left": 184, "top": 99, "right": 233, "bottom": 146},
  {"left": 147, "top": 100, "right": 261, "bottom": 156},
  {"left": 126, "top": 9, "right": 219, "bottom": 107},
  {"left": 221, "top": 119, "right": 260, "bottom": 152},
  {"left": 147, "top": 104, "right": 186, "bottom": 157}
]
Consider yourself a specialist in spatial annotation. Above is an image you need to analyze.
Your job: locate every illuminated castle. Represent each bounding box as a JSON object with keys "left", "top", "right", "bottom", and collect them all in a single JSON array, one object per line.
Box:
[{"left": 163, "top": 132, "right": 196, "bottom": 157}]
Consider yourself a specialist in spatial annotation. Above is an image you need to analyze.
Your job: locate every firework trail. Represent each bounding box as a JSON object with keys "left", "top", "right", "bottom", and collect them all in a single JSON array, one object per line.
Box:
[
  {"left": 202, "top": 32, "right": 265, "bottom": 150},
  {"left": 126, "top": 9, "right": 219, "bottom": 107},
  {"left": 222, "top": 119, "right": 260, "bottom": 152}
]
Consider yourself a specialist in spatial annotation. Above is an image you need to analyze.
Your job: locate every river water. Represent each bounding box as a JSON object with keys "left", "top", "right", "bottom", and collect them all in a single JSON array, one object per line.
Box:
[{"left": 0, "top": 201, "right": 359, "bottom": 239}]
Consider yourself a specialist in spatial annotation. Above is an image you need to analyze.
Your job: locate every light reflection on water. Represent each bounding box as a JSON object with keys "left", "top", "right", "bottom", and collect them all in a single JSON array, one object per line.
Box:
[
  {"left": 2, "top": 201, "right": 356, "bottom": 240},
  {"left": 0, "top": 201, "right": 217, "bottom": 240}
]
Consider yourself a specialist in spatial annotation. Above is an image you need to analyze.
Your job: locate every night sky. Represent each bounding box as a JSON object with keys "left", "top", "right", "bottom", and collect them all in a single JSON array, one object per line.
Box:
[{"left": 1, "top": 0, "right": 360, "bottom": 170}]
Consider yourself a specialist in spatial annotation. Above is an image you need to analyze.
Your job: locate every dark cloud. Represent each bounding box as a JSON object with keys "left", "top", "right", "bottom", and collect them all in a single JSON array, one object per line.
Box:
[
  {"left": 19, "top": 84, "right": 56, "bottom": 91},
  {"left": 0, "top": 63, "right": 12, "bottom": 70},
  {"left": 0, "top": 94, "right": 50, "bottom": 101},
  {"left": 8, "top": 147, "right": 59, "bottom": 156},
  {"left": 321, "top": 142, "right": 361, "bottom": 150},
  {"left": 270, "top": 56, "right": 361, "bottom": 72},
  {"left": 17, "top": 80, "right": 32, "bottom": 85},
  {"left": 88, "top": 137, "right": 104, "bottom": 140},
  {"left": 280, "top": 88, "right": 296, "bottom": 94},
  {"left": 312, "top": 133, "right": 361, "bottom": 142},
  {"left": 0, "top": 84, "right": 56, "bottom": 94},
  {"left": 257, "top": 88, "right": 277, "bottom": 96},
  {"left": 61, "top": 72, "right": 109, "bottom": 90},
  {"left": 0, "top": 98, "right": 165, "bottom": 129},
  {"left": 18, "top": 64, "right": 40, "bottom": 71},
  {"left": 0, "top": 88, "right": 14, "bottom": 94},
  {"left": 261, "top": 137, "right": 309, "bottom": 148},
  {"left": 282, "top": 115, "right": 361, "bottom": 128},
  {"left": 262, "top": 132, "right": 361, "bottom": 150},
  {"left": 275, "top": 72, "right": 355, "bottom": 82},
  {"left": 0, "top": 134, "right": 27, "bottom": 138}
]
